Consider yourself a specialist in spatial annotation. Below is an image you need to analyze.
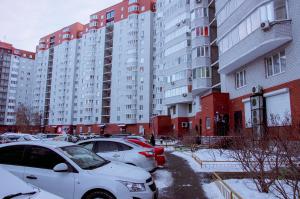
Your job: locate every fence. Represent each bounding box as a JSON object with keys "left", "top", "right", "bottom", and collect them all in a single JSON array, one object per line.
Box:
[{"left": 213, "top": 172, "right": 243, "bottom": 199}]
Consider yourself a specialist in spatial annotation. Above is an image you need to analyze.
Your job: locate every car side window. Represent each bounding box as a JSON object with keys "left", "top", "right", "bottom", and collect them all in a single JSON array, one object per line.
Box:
[
  {"left": 95, "top": 141, "right": 119, "bottom": 153},
  {"left": 79, "top": 142, "right": 94, "bottom": 151},
  {"left": 117, "top": 143, "right": 133, "bottom": 151},
  {"left": 0, "top": 145, "right": 25, "bottom": 166},
  {"left": 24, "top": 146, "right": 66, "bottom": 170}
]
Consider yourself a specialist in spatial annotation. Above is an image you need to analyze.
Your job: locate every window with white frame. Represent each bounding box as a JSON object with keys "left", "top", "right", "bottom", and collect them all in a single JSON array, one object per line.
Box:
[
  {"left": 265, "top": 90, "right": 291, "bottom": 126},
  {"left": 235, "top": 69, "right": 247, "bottom": 89},
  {"left": 193, "top": 46, "right": 210, "bottom": 58},
  {"left": 265, "top": 50, "right": 286, "bottom": 77},
  {"left": 193, "top": 67, "right": 211, "bottom": 79}
]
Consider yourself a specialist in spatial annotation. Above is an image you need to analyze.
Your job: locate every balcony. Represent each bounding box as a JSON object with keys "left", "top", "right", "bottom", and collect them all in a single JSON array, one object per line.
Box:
[
  {"left": 219, "top": 22, "right": 292, "bottom": 74},
  {"left": 192, "top": 78, "right": 212, "bottom": 95},
  {"left": 164, "top": 93, "right": 193, "bottom": 106}
]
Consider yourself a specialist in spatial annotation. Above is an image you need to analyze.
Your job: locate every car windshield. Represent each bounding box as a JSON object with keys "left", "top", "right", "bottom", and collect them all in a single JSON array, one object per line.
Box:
[{"left": 59, "top": 145, "right": 109, "bottom": 170}]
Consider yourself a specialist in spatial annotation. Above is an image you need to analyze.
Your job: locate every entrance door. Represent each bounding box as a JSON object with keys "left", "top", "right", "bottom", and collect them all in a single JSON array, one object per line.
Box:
[{"left": 234, "top": 111, "right": 243, "bottom": 134}]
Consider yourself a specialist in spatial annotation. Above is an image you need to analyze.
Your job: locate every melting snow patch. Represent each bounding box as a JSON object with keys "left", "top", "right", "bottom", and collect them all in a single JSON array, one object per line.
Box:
[{"left": 153, "top": 169, "right": 173, "bottom": 189}]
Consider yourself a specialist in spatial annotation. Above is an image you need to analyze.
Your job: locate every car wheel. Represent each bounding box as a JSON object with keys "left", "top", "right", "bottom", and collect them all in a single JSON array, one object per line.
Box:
[{"left": 84, "top": 190, "right": 115, "bottom": 199}]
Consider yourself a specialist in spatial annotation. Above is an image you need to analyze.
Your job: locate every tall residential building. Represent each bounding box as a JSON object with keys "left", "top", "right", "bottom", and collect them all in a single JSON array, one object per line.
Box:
[
  {"left": 0, "top": 41, "right": 35, "bottom": 125},
  {"left": 152, "top": 0, "right": 220, "bottom": 136},
  {"left": 210, "top": 0, "right": 300, "bottom": 135},
  {"left": 33, "top": 0, "right": 156, "bottom": 134}
]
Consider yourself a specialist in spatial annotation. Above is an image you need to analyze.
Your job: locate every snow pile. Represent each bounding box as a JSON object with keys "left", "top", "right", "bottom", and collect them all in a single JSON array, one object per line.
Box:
[
  {"left": 202, "top": 182, "right": 224, "bottom": 199},
  {"left": 153, "top": 170, "right": 173, "bottom": 189},
  {"left": 172, "top": 151, "right": 243, "bottom": 172}
]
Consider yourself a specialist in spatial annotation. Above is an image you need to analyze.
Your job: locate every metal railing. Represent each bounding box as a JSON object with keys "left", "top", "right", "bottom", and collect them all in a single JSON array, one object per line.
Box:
[{"left": 213, "top": 172, "right": 243, "bottom": 199}]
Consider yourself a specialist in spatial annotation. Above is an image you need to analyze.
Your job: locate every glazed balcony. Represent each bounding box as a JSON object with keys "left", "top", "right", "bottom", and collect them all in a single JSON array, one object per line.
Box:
[{"left": 219, "top": 22, "right": 292, "bottom": 74}]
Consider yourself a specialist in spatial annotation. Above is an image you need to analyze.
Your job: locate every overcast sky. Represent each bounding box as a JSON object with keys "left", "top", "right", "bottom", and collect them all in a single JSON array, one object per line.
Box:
[{"left": 0, "top": 0, "right": 121, "bottom": 51}]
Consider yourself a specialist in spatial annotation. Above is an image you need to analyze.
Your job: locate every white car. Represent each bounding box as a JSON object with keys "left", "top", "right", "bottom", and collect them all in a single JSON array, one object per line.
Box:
[
  {"left": 0, "top": 166, "right": 62, "bottom": 199},
  {"left": 0, "top": 141, "right": 158, "bottom": 199},
  {"left": 2, "top": 133, "right": 39, "bottom": 142},
  {"left": 78, "top": 138, "right": 157, "bottom": 172}
]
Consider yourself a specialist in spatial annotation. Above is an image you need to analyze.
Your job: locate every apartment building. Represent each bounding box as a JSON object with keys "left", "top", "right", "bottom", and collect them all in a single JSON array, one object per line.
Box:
[
  {"left": 151, "top": 0, "right": 221, "bottom": 136},
  {"left": 33, "top": 0, "right": 156, "bottom": 134},
  {"left": 0, "top": 41, "right": 35, "bottom": 126},
  {"left": 206, "top": 0, "right": 300, "bottom": 136}
]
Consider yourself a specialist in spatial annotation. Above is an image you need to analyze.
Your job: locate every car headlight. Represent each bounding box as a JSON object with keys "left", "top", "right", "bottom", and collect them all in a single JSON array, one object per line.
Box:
[{"left": 119, "top": 181, "right": 146, "bottom": 192}]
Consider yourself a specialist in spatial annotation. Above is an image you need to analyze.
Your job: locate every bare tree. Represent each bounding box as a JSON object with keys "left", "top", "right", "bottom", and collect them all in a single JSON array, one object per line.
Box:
[
  {"left": 15, "top": 104, "right": 42, "bottom": 132},
  {"left": 230, "top": 115, "right": 300, "bottom": 198}
]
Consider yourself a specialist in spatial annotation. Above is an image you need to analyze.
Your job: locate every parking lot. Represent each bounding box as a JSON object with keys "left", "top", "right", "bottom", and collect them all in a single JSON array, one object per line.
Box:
[{"left": 1, "top": 133, "right": 211, "bottom": 199}]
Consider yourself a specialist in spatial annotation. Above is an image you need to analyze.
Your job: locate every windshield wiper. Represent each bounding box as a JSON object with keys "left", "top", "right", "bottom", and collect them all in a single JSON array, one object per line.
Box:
[{"left": 4, "top": 191, "right": 37, "bottom": 199}]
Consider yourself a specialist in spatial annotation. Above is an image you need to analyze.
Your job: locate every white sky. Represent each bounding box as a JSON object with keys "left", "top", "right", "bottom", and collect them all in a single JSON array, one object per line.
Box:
[{"left": 0, "top": 0, "right": 121, "bottom": 51}]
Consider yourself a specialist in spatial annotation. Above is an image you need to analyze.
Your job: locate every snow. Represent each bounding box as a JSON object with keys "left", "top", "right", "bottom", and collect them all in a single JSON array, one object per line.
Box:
[
  {"left": 202, "top": 182, "right": 224, "bottom": 199},
  {"left": 172, "top": 151, "right": 244, "bottom": 172},
  {"left": 194, "top": 149, "right": 235, "bottom": 161},
  {"left": 164, "top": 146, "right": 175, "bottom": 152},
  {"left": 172, "top": 151, "right": 204, "bottom": 172},
  {"left": 153, "top": 169, "right": 173, "bottom": 189}
]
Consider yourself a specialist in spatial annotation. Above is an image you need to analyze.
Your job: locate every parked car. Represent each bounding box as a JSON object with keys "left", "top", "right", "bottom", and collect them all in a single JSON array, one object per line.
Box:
[
  {"left": 0, "top": 141, "right": 158, "bottom": 199},
  {"left": 2, "top": 133, "right": 39, "bottom": 142},
  {"left": 78, "top": 138, "right": 157, "bottom": 172},
  {"left": 52, "top": 134, "right": 79, "bottom": 143},
  {"left": 0, "top": 166, "right": 62, "bottom": 199},
  {"left": 36, "top": 133, "right": 59, "bottom": 140},
  {"left": 0, "top": 135, "right": 10, "bottom": 144},
  {"left": 127, "top": 138, "right": 166, "bottom": 166}
]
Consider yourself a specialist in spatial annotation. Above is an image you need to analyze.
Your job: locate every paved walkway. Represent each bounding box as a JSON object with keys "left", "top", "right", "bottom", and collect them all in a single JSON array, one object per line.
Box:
[{"left": 157, "top": 152, "right": 209, "bottom": 199}]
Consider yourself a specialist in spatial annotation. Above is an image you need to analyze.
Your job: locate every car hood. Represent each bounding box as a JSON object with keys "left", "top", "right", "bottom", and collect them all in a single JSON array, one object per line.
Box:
[{"left": 88, "top": 161, "right": 151, "bottom": 183}]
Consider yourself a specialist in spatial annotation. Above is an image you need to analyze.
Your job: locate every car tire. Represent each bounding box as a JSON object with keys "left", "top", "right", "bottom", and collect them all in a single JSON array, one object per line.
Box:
[{"left": 83, "top": 190, "right": 116, "bottom": 199}]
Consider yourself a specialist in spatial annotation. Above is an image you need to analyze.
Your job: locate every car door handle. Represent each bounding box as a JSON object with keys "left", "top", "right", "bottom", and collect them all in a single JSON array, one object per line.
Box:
[
  {"left": 26, "top": 175, "right": 37, "bottom": 180},
  {"left": 113, "top": 154, "right": 120, "bottom": 158}
]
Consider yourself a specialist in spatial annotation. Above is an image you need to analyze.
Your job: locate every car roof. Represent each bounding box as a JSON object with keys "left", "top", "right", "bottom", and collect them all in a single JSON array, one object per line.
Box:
[{"left": 0, "top": 140, "right": 75, "bottom": 149}]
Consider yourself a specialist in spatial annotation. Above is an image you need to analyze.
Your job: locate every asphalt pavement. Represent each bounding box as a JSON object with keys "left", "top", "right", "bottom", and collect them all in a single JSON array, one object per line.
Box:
[{"left": 157, "top": 152, "right": 209, "bottom": 199}]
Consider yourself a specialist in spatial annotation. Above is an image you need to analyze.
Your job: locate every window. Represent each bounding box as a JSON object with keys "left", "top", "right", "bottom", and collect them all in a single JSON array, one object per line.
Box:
[
  {"left": 24, "top": 146, "right": 66, "bottom": 170},
  {"left": 193, "top": 67, "right": 211, "bottom": 79},
  {"left": 218, "top": 0, "right": 288, "bottom": 55},
  {"left": 95, "top": 141, "right": 119, "bottom": 153},
  {"left": 244, "top": 101, "right": 252, "bottom": 128},
  {"left": 194, "top": 26, "right": 209, "bottom": 37},
  {"left": 206, "top": 117, "right": 211, "bottom": 130},
  {"left": 266, "top": 91, "right": 291, "bottom": 126},
  {"left": 193, "top": 46, "right": 210, "bottom": 58},
  {"left": 235, "top": 70, "right": 247, "bottom": 89},
  {"left": 265, "top": 51, "right": 286, "bottom": 77},
  {"left": 80, "top": 142, "right": 94, "bottom": 151},
  {"left": 117, "top": 143, "right": 132, "bottom": 151},
  {"left": 0, "top": 146, "right": 25, "bottom": 166}
]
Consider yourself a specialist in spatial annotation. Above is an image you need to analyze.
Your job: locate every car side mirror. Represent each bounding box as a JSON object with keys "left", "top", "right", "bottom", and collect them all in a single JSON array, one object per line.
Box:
[{"left": 53, "top": 163, "right": 69, "bottom": 172}]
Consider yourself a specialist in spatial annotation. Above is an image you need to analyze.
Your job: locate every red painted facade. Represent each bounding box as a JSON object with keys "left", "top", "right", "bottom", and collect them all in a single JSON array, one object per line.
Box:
[{"left": 0, "top": 41, "right": 35, "bottom": 59}]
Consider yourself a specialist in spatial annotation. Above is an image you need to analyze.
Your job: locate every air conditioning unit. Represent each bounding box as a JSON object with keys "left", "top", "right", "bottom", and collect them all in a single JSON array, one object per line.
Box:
[
  {"left": 182, "top": 122, "right": 189, "bottom": 128},
  {"left": 252, "top": 85, "right": 263, "bottom": 94},
  {"left": 251, "top": 95, "right": 264, "bottom": 110},
  {"left": 182, "top": 93, "right": 188, "bottom": 97},
  {"left": 251, "top": 109, "right": 264, "bottom": 126},
  {"left": 261, "top": 21, "right": 271, "bottom": 31}
]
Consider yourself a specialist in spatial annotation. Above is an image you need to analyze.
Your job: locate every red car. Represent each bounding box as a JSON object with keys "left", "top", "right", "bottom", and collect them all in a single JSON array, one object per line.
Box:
[{"left": 127, "top": 138, "right": 166, "bottom": 166}]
